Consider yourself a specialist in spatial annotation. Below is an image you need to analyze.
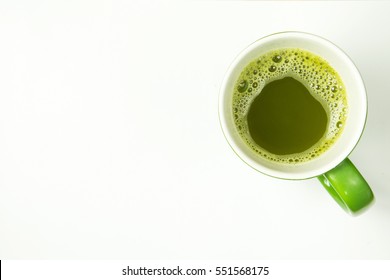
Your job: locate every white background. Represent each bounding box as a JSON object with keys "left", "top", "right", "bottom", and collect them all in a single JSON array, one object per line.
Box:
[{"left": 0, "top": 0, "right": 389, "bottom": 259}]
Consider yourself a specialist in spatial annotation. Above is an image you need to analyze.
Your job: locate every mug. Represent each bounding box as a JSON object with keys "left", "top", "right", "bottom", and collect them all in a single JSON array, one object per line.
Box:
[{"left": 219, "top": 31, "right": 374, "bottom": 215}]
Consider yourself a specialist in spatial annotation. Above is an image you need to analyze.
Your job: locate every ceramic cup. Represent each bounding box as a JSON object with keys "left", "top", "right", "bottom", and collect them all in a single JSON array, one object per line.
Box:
[{"left": 219, "top": 31, "right": 374, "bottom": 214}]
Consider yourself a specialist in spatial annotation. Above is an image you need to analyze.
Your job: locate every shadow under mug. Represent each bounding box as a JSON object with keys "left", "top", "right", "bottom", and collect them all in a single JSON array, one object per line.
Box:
[{"left": 219, "top": 31, "right": 374, "bottom": 215}]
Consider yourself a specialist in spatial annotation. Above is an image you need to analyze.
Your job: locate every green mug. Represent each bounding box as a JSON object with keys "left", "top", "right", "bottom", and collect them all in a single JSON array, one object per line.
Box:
[{"left": 219, "top": 32, "right": 374, "bottom": 215}]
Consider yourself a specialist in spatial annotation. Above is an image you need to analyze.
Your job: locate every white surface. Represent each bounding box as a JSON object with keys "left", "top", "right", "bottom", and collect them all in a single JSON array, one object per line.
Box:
[{"left": 0, "top": 0, "right": 389, "bottom": 259}]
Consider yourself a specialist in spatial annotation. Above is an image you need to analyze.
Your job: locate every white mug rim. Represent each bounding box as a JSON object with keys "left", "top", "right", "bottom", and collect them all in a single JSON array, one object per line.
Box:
[{"left": 218, "top": 31, "right": 368, "bottom": 180}]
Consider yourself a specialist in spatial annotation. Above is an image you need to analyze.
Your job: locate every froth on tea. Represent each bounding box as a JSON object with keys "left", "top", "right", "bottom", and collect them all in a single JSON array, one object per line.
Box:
[{"left": 232, "top": 48, "right": 347, "bottom": 164}]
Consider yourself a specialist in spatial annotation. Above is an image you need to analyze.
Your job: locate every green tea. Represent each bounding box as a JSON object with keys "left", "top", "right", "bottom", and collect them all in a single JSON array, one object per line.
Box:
[
  {"left": 247, "top": 77, "right": 328, "bottom": 155},
  {"left": 232, "top": 48, "right": 348, "bottom": 164}
]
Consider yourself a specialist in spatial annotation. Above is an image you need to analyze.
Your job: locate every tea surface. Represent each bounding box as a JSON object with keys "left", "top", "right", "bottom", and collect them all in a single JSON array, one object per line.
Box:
[
  {"left": 247, "top": 77, "right": 328, "bottom": 155},
  {"left": 232, "top": 48, "right": 347, "bottom": 164}
]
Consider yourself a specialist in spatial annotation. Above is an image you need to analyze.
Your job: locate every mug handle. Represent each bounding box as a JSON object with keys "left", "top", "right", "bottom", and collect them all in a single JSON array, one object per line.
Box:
[{"left": 317, "top": 158, "right": 374, "bottom": 214}]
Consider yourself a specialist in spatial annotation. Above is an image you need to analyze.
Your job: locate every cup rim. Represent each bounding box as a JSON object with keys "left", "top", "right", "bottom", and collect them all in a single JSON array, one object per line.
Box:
[{"left": 218, "top": 31, "right": 368, "bottom": 180}]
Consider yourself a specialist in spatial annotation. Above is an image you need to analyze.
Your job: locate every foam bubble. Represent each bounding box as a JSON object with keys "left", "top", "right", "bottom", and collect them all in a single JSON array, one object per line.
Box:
[
  {"left": 268, "top": 65, "right": 277, "bottom": 72},
  {"left": 272, "top": 55, "right": 282, "bottom": 63}
]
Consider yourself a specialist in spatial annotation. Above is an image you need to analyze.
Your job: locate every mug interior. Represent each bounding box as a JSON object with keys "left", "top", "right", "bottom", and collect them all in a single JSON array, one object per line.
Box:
[{"left": 219, "top": 32, "right": 367, "bottom": 179}]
